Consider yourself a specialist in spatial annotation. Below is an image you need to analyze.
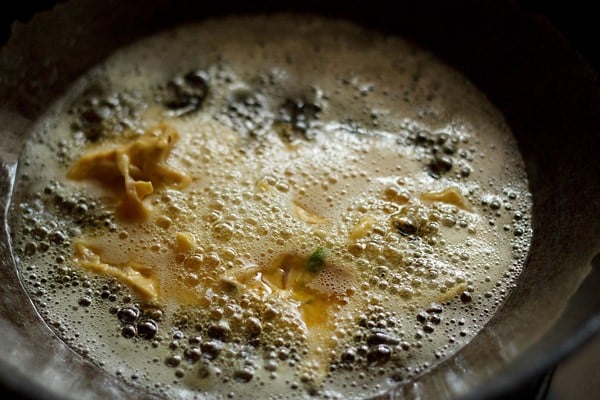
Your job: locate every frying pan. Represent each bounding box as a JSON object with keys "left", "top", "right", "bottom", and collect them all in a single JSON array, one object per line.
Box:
[{"left": 1, "top": 0, "right": 599, "bottom": 399}]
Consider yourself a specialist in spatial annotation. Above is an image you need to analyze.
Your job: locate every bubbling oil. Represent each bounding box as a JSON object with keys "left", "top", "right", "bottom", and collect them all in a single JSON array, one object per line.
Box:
[{"left": 9, "top": 15, "right": 532, "bottom": 400}]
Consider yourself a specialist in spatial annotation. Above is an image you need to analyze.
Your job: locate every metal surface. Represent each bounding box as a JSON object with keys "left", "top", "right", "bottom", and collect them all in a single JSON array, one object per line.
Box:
[{"left": 1, "top": 1, "right": 599, "bottom": 399}]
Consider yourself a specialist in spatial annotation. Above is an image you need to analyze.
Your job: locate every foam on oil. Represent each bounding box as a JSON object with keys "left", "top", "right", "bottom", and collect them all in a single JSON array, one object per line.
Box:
[{"left": 9, "top": 15, "right": 532, "bottom": 400}]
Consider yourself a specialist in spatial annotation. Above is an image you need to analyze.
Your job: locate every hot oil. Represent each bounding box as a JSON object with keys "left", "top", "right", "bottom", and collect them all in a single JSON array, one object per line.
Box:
[{"left": 9, "top": 15, "right": 532, "bottom": 400}]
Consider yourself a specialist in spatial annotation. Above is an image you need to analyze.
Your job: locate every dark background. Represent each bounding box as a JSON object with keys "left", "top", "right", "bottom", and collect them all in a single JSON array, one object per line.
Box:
[
  {"left": 520, "top": 0, "right": 599, "bottom": 74},
  {"left": 0, "top": 0, "right": 600, "bottom": 75},
  {"left": 1, "top": 0, "right": 598, "bottom": 74}
]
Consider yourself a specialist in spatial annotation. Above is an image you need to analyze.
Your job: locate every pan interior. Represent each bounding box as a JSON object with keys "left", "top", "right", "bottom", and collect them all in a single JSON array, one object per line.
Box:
[
  {"left": 0, "top": 1, "right": 598, "bottom": 400},
  {"left": 6, "top": 12, "right": 532, "bottom": 400}
]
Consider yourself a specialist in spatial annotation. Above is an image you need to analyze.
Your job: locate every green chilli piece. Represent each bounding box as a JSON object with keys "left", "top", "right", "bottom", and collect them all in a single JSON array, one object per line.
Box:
[{"left": 307, "top": 247, "right": 326, "bottom": 273}]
